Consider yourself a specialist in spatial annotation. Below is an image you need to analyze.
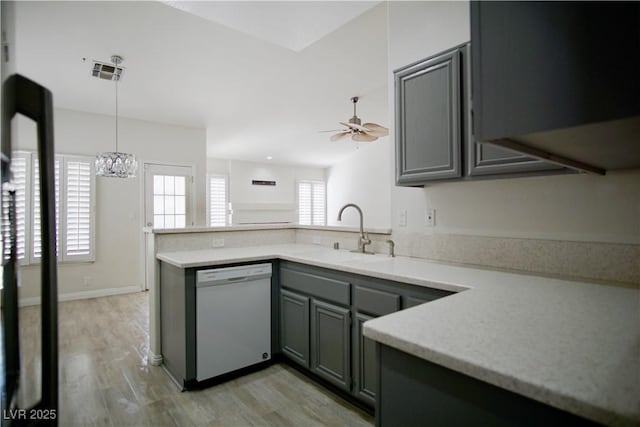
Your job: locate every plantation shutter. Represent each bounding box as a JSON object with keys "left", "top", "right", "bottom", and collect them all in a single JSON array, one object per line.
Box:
[
  {"left": 208, "top": 175, "right": 227, "bottom": 226},
  {"left": 298, "top": 181, "right": 312, "bottom": 225},
  {"left": 64, "top": 157, "right": 94, "bottom": 260},
  {"left": 4, "top": 152, "right": 30, "bottom": 261},
  {"left": 33, "top": 157, "right": 61, "bottom": 259},
  {"left": 312, "top": 181, "right": 326, "bottom": 226}
]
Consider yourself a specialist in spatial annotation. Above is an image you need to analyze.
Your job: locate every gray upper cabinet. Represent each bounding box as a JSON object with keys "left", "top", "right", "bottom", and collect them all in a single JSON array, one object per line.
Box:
[
  {"left": 395, "top": 42, "right": 566, "bottom": 184},
  {"left": 460, "top": 44, "right": 565, "bottom": 178},
  {"left": 395, "top": 48, "right": 462, "bottom": 184},
  {"left": 471, "top": 1, "right": 640, "bottom": 141},
  {"left": 470, "top": 2, "right": 640, "bottom": 171},
  {"left": 467, "top": 143, "right": 563, "bottom": 177}
]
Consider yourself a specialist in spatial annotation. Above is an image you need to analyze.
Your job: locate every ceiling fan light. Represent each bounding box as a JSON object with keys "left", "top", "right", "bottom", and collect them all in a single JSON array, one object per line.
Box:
[
  {"left": 327, "top": 97, "right": 389, "bottom": 143},
  {"left": 352, "top": 132, "right": 378, "bottom": 142}
]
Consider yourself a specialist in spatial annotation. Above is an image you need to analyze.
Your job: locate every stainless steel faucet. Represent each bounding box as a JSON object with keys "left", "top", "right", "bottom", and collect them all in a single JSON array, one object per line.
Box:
[{"left": 337, "top": 203, "right": 371, "bottom": 253}]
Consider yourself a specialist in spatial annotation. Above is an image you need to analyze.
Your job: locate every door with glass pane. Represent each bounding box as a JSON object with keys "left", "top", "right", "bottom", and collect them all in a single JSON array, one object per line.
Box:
[{"left": 143, "top": 164, "right": 193, "bottom": 229}]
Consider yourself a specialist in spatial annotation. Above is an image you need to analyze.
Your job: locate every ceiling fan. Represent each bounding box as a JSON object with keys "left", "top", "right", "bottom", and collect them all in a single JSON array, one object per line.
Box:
[{"left": 325, "top": 97, "right": 389, "bottom": 142}]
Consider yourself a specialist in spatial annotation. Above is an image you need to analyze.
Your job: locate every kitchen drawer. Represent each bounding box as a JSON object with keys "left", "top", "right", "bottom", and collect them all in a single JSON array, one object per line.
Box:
[
  {"left": 280, "top": 266, "right": 350, "bottom": 306},
  {"left": 354, "top": 285, "right": 401, "bottom": 316}
]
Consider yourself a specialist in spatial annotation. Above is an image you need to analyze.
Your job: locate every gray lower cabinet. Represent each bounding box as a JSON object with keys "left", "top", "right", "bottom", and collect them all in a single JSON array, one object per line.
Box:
[
  {"left": 160, "top": 261, "right": 196, "bottom": 387},
  {"left": 278, "top": 261, "right": 453, "bottom": 408},
  {"left": 377, "top": 344, "right": 597, "bottom": 427},
  {"left": 404, "top": 295, "right": 430, "bottom": 309},
  {"left": 354, "top": 313, "right": 377, "bottom": 405},
  {"left": 352, "top": 284, "right": 402, "bottom": 406},
  {"left": 280, "top": 289, "right": 310, "bottom": 368},
  {"left": 279, "top": 263, "right": 352, "bottom": 392},
  {"left": 310, "top": 299, "right": 351, "bottom": 391}
]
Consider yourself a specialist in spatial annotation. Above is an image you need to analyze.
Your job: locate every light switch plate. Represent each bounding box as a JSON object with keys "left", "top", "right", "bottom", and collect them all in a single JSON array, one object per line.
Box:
[
  {"left": 398, "top": 210, "right": 407, "bottom": 227},
  {"left": 212, "top": 238, "right": 225, "bottom": 248}
]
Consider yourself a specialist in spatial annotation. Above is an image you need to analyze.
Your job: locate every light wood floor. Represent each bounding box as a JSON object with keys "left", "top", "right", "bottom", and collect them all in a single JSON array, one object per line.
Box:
[{"left": 14, "top": 292, "right": 374, "bottom": 426}]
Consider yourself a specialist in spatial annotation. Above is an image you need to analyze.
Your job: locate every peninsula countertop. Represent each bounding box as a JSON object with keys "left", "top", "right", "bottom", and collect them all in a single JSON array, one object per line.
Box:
[{"left": 156, "top": 244, "right": 639, "bottom": 426}]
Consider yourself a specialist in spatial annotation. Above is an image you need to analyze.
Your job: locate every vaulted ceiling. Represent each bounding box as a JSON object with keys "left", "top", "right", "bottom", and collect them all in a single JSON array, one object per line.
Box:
[{"left": 13, "top": 1, "right": 389, "bottom": 167}]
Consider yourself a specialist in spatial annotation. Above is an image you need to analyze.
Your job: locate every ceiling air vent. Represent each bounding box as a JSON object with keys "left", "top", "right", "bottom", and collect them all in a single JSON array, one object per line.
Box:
[{"left": 91, "top": 56, "right": 124, "bottom": 81}]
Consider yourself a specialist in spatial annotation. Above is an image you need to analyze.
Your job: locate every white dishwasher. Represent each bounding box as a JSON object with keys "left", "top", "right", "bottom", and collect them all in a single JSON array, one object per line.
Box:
[{"left": 196, "top": 263, "right": 271, "bottom": 381}]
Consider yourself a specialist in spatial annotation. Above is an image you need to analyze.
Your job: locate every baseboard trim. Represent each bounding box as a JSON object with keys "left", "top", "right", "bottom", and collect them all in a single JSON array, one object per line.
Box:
[
  {"left": 149, "top": 350, "right": 163, "bottom": 366},
  {"left": 18, "top": 285, "right": 142, "bottom": 307}
]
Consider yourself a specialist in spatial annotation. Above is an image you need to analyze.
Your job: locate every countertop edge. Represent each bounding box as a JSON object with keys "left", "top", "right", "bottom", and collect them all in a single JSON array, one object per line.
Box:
[
  {"left": 150, "top": 224, "right": 392, "bottom": 235},
  {"left": 155, "top": 251, "right": 468, "bottom": 294}
]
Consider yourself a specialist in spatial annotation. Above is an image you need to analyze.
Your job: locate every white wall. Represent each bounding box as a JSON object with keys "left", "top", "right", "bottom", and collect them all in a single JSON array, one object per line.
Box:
[
  {"left": 386, "top": 1, "right": 640, "bottom": 244},
  {"left": 228, "top": 159, "right": 325, "bottom": 203},
  {"left": 387, "top": 1, "right": 471, "bottom": 235},
  {"left": 208, "top": 158, "right": 325, "bottom": 224},
  {"left": 15, "top": 108, "right": 206, "bottom": 299},
  {"left": 326, "top": 141, "right": 392, "bottom": 229}
]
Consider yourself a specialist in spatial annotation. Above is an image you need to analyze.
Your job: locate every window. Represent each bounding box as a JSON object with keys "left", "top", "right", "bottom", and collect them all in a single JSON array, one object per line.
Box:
[
  {"left": 153, "top": 175, "right": 187, "bottom": 229},
  {"left": 207, "top": 175, "right": 228, "bottom": 226},
  {"left": 3, "top": 151, "right": 95, "bottom": 264},
  {"left": 9, "top": 152, "right": 30, "bottom": 260},
  {"left": 32, "top": 156, "right": 60, "bottom": 258},
  {"left": 297, "top": 180, "right": 326, "bottom": 226},
  {"left": 143, "top": 163, "right": 193, "bottom": 230},
  {"left": 64, "top": 156, "right": 94, "bottom": 260}
]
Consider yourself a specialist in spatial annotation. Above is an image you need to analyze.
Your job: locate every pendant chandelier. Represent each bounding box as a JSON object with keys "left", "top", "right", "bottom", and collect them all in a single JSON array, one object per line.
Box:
[{"left": 95, "top": 55, "right": 138, "bottom": 178}]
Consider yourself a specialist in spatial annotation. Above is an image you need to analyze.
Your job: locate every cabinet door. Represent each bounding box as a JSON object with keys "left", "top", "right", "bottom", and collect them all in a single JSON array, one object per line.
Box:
[
  {"left": 310, "top": 299, "right": 351, "bottom": 391},
  {"left": 404, "top": 295, "right": 430, "bottom": 309},
  {"left": 460, "top": 43, "right": 565, "bottom": 178},
  {"left": 467, "top": 142, "right": 565, "bottom": 177},
  {"left": 280, "top": 289, "right": 310, "bottom": 368},
  {"left": 395, "top": 48, "right": 462, "bottom": 185},
  {"left": 354, "top": 312, "right": 377, "bottom": 406}
]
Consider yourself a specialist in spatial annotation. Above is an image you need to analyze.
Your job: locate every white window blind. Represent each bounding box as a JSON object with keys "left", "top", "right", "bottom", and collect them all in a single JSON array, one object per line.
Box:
[
  {"left": 9, "top": 153, "right": 30, "bottom": 261},
  {"left": 65, "top": 158, "right": 93, "bottom": 259},
  {"left": 297, "top": 180, "right": 326, "bottom": 226},
  {"left": 32, "top": 157, "right": 61, "bottom": 258},
  {"left": 3, "top": 152, "right": 95, "bottom": 265},
  {"left": 208, "top": 175, "right": 228, "bottom": 226}
]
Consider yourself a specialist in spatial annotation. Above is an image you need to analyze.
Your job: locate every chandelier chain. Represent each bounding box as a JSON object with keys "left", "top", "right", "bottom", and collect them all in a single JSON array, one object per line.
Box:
[{"left": 115, "top": 69, "right": 119, "bottom": 153}]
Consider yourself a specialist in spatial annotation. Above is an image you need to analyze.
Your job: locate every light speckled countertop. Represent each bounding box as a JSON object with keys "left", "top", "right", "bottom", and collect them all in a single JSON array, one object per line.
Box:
[{"left": 156, "top": 244, "right": 640, "bottom": 426}]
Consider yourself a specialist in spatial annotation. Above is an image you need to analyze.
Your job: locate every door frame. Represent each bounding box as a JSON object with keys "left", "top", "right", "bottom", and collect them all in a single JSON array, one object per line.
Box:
[{"left": 139, "top": 160, "right": 196, "bottom": 291}]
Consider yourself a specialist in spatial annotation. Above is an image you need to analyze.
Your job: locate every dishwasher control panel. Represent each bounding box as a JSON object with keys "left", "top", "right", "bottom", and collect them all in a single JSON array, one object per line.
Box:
[{"left": 196, "top": 263, "right": 272, "bottom": 285}]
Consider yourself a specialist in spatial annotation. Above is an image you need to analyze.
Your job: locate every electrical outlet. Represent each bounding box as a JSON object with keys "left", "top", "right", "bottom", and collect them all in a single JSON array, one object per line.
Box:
[
  {"left": 398, "top": 210, "right": 407, "bottom": 227},
  {"left": 426, "top": 209, "right": 436, "bottom": 227},
  {"left": 83, "top": 276, "right": 92, "bottom": 287},
  {"left": 212, "top": 238, "right": 225, "bottom": 248},
  {"left": 312, "top": 236, "right": 322, "bottom": 245}
]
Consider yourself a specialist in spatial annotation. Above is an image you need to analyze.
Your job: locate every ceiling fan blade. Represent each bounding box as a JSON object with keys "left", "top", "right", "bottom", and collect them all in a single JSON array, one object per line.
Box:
[
  {"left": 319, "top": 129, "right": 346, "bottom": 133},
  {"left": 362, "top": 123, "right": 389, "bottom": 137},
  {"left": 352, "top": 132, "right": 378, "bottom": 142},
  {"left": 330, "top": 131, "right": 350, "bottom": 141},
  {"left": 339, "top": 121, "right": 368, "bottom": 132}
]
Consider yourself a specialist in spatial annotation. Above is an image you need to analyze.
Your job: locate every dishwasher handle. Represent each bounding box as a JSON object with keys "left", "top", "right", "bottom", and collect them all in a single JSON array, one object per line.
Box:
[{"left": 196, "top": 272, "right": 271, "bottom": 288}]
